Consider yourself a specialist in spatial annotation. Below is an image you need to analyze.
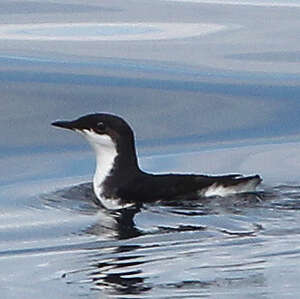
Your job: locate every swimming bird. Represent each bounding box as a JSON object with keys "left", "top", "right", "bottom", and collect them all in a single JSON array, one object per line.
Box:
[{"left": 52, "top": 113, "right": 262, "bottom": 209}]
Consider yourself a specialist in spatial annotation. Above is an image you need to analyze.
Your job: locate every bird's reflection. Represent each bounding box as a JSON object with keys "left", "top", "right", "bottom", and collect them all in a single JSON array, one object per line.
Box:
[
  {"left": 43, "top": 182, "right": 150, "bottom": 295},
  {"left": 89, "top": 243, "right": 152, "bottom": 295},
  {"left": 85, "top": 206, "right": 153, "bottom": 295}
]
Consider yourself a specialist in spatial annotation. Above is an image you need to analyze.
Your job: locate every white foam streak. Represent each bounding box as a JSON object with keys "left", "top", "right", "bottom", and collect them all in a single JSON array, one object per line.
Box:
[
  {"left": 164, "top": 0, "right": 300, "bottom": 7},
  {"left": 0, "top": 22, "right": 226, "bottom": 41}
]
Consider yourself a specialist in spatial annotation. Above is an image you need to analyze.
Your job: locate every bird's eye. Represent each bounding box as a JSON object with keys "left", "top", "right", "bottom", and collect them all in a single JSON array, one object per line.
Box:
[{"left": 96, "top": 122, "right": 106, "bottom": 133}]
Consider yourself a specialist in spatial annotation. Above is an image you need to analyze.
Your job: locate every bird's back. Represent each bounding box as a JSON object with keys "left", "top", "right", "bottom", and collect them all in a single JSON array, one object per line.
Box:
[{"left": 117, "top": 172, "right": 262, "bottom": 203}]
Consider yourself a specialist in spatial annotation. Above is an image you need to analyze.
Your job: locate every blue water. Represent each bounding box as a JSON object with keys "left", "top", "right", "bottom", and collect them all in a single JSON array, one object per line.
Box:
[{"left": 1, "top": 0, "right": 300, "bottom": 298}]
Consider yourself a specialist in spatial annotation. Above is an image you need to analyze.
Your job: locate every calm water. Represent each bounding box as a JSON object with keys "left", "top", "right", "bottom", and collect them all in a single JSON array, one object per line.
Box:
[{"left": 1, "top": 0, "right": 300, "bottom": 298}]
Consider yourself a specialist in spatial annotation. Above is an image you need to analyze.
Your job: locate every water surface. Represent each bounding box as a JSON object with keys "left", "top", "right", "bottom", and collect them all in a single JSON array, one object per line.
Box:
[{"left": 1, "top": 0, "right": 300, "bottom": 298}]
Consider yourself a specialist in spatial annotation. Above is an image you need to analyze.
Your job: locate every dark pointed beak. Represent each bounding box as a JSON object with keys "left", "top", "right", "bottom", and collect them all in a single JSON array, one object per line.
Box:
[{"left": 51, "top": 120, "right": 77, "bottom": 130}]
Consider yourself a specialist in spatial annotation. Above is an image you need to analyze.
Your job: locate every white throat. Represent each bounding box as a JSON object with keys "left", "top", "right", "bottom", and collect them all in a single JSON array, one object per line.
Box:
[{"left": 80, "top": 130, "right": 118, "bottom": 200}]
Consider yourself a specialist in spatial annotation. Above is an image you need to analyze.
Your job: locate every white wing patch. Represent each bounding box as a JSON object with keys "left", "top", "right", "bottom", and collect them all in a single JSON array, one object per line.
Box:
[
  {"left": 202, "top": 184, "right": 238, "bottom": 197},
  {"left": 200, "top": 179, "right": 259, "bottom": 197}
]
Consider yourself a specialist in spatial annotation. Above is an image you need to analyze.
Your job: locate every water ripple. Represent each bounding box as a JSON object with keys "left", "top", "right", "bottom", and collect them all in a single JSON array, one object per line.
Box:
[{"left": 2, "top": 182, "right": 300, "bottom": 297}]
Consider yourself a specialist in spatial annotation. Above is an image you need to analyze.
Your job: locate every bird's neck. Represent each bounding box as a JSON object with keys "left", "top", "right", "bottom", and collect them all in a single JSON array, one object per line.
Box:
[
  {"left": 93, "top": 143, "right": 118, "bottom": 197},
  {"left": 92, "top": 141, "right": 139, "bottom": 200}
]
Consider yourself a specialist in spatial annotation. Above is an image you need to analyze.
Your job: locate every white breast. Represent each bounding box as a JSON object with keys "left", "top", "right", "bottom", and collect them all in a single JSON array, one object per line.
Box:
[
  {"left": 98, "top": 197, "right": 134, "bottom": 210},
  {"left": 78, "top": 130, "right": 121, "bottom": 207}
]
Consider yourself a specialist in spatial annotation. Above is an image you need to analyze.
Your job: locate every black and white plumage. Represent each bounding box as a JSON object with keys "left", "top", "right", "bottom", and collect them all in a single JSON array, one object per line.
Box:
[{"left": 52, "top": 113, "right": 262, "bottom": 209}]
